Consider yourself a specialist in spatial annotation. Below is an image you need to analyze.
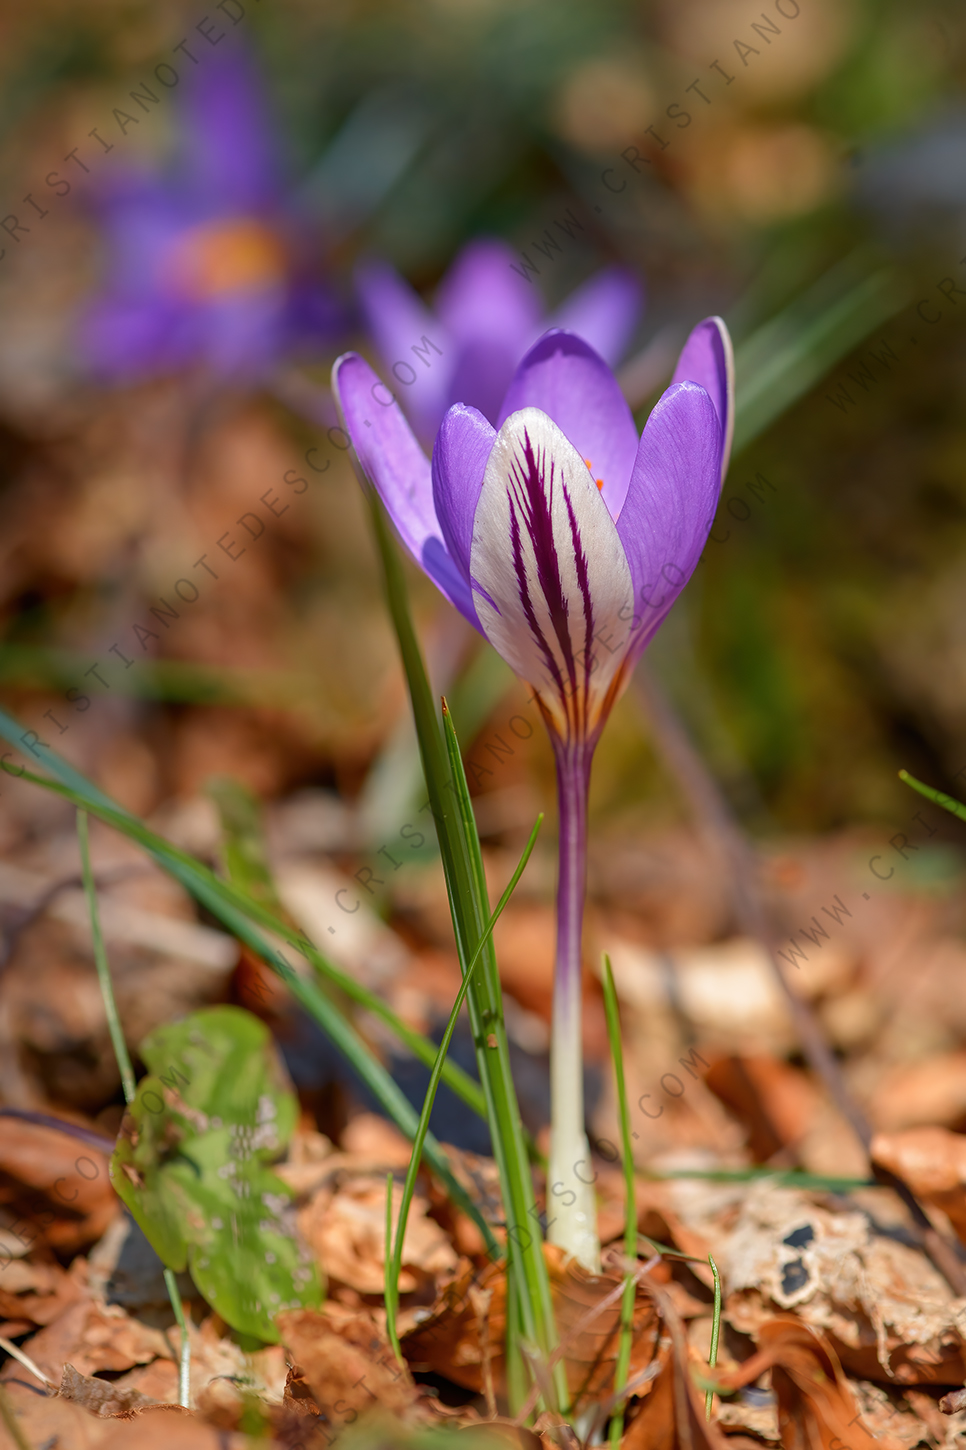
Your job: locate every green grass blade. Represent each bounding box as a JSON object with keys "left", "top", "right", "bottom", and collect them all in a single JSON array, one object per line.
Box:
[
  {"left": 440, "top": 700, "right": 566, "bottom": 1413},
  {"left": 77, "top": 809, "right": 136, "bottom": 1107},
  {"left": 0, "top": 739, "right": 495, "bottom": 1254},
  {"left": 601, "top": 954, "right": 636, "bottom": 1448},
  {"left": 78, "top": 809, "right": 191, "bottom": 1404},
  {"left": 386, "top": 814, "right": 543, "bottom": 1363},
  {"left": 361, "top": 486, "right": 562, "bottom": 1409},
  {"left": 898, "top": 769, "right": 966, "bottom": 825},
  {"left": 644, "top": 1166, "right": 874, "bottom": 1190},
  {"left": 385, "top": 1172, "right": 398, "bottom": 1358},
  {"left": 705, "top": 1254, "right": 721, "bottom": 1421},
  {"left": 731, "top": 261, "right": 907, "bottom": 455}
]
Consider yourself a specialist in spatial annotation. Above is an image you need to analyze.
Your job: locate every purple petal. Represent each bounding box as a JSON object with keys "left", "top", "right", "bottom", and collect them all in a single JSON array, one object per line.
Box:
[
  {"left": 616, "top": 381, "right": 722, "bottom": 660},
  {"left": 432, "top": 403, "right": 496, "bottom": 585},
  {"left": 497, "top": 331, "right": 639, "bottom": 520},
  {"left": 470, "top": 407, "right": 634, "bottom": 744},
  {"left": 332, "top": 353, "right": 478, "bottom": 626},
  {"left": 548, "top": 267, "right": 643, "bottom": 367},
  {"left": 435, "top": 238, "right": 542, "bottom": 350},
  {"left": 444, "top": 338, "right": 522, "bottom": 427},
  {"left": 182, "top": 43, "right": 280, "bottom": 210},
  {"left": 670, "top": 317, "right": 734, "bottom": 483},
  {"left": 355, "top": 260, "right": 450, "bottom": 441}
]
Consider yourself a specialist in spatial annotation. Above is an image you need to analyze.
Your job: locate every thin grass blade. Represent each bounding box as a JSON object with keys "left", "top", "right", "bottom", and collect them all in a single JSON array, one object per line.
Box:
[
  {"left": 899, "top": 769, "right": 966, "bottom": 825},
  {"left": 601, "top": 954, "right": 636, "bottom": 1448},
  {"left": 705, "top": 1253, "right": 721, "bottom": 1421},
  {"left": 386, "top": 813, "right": 543, "bottom": 1361},
  {"left": 77, "top": 809, "right": 137, "bottom": 1107},
  {"left": 0, "top": 743, "right": 495, "bottom": 1252},
  {"left": 361, "top": 487, "right": 563, "bottom": 1409}
]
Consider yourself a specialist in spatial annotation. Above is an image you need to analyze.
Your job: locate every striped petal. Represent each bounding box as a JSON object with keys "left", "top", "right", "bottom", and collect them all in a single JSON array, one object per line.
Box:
[
  {"left": 670, "top": 316, "right": 734, "bottom": 484},
  {"left": 332, "top": 351, "right": 477, "bottom": 625},
  {"left": 470, "top": 408, "right": 634, "bottom": 743}
]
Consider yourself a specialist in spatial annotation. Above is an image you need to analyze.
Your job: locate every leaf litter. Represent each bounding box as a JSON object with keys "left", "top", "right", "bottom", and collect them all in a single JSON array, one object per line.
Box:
[{"left": 2, "top": 419, "right": 966, "bottom": 1444}]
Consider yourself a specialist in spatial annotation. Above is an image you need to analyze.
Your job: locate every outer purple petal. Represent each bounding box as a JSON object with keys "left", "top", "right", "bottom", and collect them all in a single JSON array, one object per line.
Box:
[
  {"left": 431, "top": 403, "right": 496, "bottom": 585},
  {"left": 548, "top": 267, "right": 643, "bottom": 367},
  {"left": 332, "top": 353, "right": 478, "bottom": 626},
  {"left": 435, "top": 238, "right": 542, "bottom": 350},
  {"left": 616, "top": 381, "right": 722, "bottom": 660},
  {"left": 496, "top": 331, "right": 639, "bottom": 520},
  {"left": 182, "top": 43, "right": 279, "bottom": 210},
  {"left": 355, "top": 260, "right": 450, "bottom": 441},
  {"left": 669, "top": 317, "right": 734, "bottom": 483}
]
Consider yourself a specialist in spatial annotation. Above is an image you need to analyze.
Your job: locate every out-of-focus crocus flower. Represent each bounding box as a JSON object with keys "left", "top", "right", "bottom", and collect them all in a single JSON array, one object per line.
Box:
[
  {"left": 80, "top": 44, "right": 343, "bottom": 382},
  {"left": 334, "top": 320, "right": 733, "bottom": 1268},
  {"left": 355, "top": 238, "right": 642, "bottom": 443}
]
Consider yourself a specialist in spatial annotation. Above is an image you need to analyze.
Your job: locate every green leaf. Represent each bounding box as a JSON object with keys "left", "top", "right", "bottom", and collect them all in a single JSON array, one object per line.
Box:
[
  {"left": 0, "top": 714, "right": 494, "bottom": 1252},
  {"left": 111, "top": 1006, "right": 321, "bottom": 1341}
]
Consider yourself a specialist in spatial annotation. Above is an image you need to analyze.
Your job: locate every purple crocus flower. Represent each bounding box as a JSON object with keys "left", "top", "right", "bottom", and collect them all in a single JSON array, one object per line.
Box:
[
  {"left": 333, "top": 319, "right": 733, "bottom": 1267},
  {"left": 356, "top": 238, "right": 642, "bottom": 443},
  {"left": 80, "top": 44, "right": 343, "bottom": 381}
]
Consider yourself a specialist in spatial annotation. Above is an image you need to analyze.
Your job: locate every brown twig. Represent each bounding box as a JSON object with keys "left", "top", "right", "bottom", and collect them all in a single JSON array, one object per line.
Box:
[{"left": 634, "top": 661, "right": 966, "bottom": 1296}]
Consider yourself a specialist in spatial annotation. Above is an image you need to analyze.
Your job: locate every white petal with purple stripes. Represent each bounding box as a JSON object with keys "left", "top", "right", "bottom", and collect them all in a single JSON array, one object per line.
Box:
[{"left": 470, "top": 408, "right": 634, "bottom": 742}]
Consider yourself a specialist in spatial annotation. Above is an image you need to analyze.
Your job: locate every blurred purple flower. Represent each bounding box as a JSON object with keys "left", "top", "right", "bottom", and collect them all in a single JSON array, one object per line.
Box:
[
  {"left": 356, "top": 238, "right": 642, "bottom": 443},
  {"left": 79, "top": 44, "right": 344, "bottom": 382}
]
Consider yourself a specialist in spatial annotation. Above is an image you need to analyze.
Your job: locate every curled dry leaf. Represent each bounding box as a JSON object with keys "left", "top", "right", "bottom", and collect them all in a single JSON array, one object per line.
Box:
[
  {"left": 0, "top": 1114, "right": 116, "bottom": 1254},
  {"left": 57, "top": 1361, "right": 154, "bottom": 1418},
  {"left": 717, "top": 1317, "right": 907, "bottom": 1450},
  {"left": 277, "top": 1306, "right": 423, "bottom": 1424},
  {"left": 403, "top": 1246, "right": 670, "bottom": 1406},
  {"left": 871, "top": 1127, "right": 966, "bottom": 1245}
]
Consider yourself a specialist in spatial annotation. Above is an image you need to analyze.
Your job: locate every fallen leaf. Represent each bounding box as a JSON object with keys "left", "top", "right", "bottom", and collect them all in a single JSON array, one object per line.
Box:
[
  {"left": 0, "top": 1113, "right": 116, "bottom": 1254},
  {"left": 718, "top": 1317, "right": 906, "bottom": 1450},
  {"left": 298, "top": 1172, "right": 458, "bottom": 1296},
  {"left": 57, "top": 1361, "right": 154, "bottom": 1417},
  {"left": 277, "top": 1306, "right": 423, "bottom": 1424},
  {"left": 871, "top": 1127, "right": 966, "bottom": 1244}
]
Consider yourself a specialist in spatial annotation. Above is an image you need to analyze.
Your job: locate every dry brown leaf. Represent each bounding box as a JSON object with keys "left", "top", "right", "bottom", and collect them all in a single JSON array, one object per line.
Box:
[
  {"left": 718, "top": 1317, "right": 906, "bottom": 1450},
  {"left": 404, "top": 1246, "right": 670, "bottom": 1407},
  {"left": 871, "top": 1127, "right": 966, "bottom": 1244},
  {"left": 724, "top": 1182, "right": 966, "bottom": 1384},
  {"left": 277, "top": 1306, "right": 423, "bottom": 1425},
  {"left": 0, "top": 1114, "right": 116, "bottom": 1253},
  {"left": 4, "top": 1295, "right": 172, "bottom": 1383},
  {"left": 57, "top": 1361, "right": 154, "bottom": 1418},
  {"left": 0, "top": 1249, "right": 84, "bottom": 1332},
  {"left": 298, "top": 1172, "right": 458, "bottom": 1296},
  {"left": 704, "top": 1054, "right": 821, "bottom": 1161}
]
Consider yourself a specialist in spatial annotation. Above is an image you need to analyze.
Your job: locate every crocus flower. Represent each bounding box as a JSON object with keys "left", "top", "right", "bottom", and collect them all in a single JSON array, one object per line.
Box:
[
  {"left": 334, "top": 320, "right": 733, "bottom": 1268},
  {"left": 356, "top": 238, "right": 642, "bottom": 443},
  {"left": 80, "top": 43, "right": 343, "bottom": 382}
]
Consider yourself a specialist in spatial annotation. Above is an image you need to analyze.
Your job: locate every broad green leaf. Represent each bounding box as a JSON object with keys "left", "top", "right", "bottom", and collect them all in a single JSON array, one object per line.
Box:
[{"left": 111, "top": 1006, "right": 321, "bottom": 1341}]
